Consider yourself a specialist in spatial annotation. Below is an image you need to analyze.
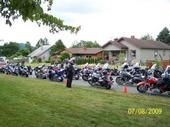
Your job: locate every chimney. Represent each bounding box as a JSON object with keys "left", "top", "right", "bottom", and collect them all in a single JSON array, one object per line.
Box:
[{"left": 131, "top": 35, "right": 135, "bottom": 39}]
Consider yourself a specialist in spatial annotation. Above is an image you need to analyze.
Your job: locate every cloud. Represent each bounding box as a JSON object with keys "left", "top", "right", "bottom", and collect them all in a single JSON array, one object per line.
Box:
[
  {"left": 1, "top": 0, "right": 170, "bottom": 47},
  {"left": 51, "top": 0, "right": 100, "bottom": 14}
]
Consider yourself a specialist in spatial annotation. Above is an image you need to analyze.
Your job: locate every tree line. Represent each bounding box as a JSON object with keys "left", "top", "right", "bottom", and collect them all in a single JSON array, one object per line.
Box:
[
  {"left": 1, "top": 26, "right": 170, "bottom": 58},
  {"left": 0, "top": 38, "right": 101, "bottom": 58},
  {"left": 141, "top": 27, "right": 170, "bottom": 45}
]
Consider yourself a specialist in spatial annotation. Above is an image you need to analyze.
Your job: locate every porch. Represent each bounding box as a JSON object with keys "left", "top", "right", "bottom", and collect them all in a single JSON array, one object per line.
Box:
[{"left": 103, "top": 50, "right": 127, "bottom": 63}]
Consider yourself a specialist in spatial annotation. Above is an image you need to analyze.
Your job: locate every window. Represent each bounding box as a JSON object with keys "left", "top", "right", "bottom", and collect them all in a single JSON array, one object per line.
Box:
[
  {"left": 154, "top": 50, "right": 158, "bottom": 57},
  {"left": 163, "top": 50, "right": 166, "bottom": 56},
  {"left": 131, "top": 50, "right": 136, "bottom": 57},
  {"left": 112, "top": 51, "right": 117, "bottom": 57}
]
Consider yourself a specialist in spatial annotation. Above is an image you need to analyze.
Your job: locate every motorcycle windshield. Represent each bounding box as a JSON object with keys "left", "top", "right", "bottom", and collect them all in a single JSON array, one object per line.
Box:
[
  {"left": 103, "top": 63, "right": 109, "bottom": 69},
  {"left": 151, "top": 64, "right": 157, "bottom": 70}
]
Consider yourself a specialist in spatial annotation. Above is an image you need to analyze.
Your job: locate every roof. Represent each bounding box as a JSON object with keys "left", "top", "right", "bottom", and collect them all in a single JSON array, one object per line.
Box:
[
  {"left": 28, "top": 45, "right": 51, "bottom": 57},
  {"left": 102, "top": 40, "right": 128, "bottom": 49},
  {"left": 118, "top": 37, "right": 170, "bottom": 50},
  {"left": 66, "top": 48, "right": 103, "bottom": 55},
  {"left": 52, "top": 49, "right": 65, "bottom": 55}
]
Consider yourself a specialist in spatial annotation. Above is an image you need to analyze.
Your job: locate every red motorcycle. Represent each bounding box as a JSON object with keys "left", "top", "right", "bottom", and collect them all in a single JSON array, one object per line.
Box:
[{"left": 137, "top": 75, "right": 158, "bottom": 93}]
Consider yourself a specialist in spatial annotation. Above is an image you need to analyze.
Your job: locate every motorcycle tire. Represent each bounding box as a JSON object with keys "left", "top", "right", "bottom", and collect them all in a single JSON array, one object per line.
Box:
[
  {"left": 25, "top": 74, "right": 29, "bottom": 77},
  {"left": 137, "top": 85, "right": 148, "bottom": 93},
  {"left": 115, "top": 77, "right": 125, "bottom": 85},
  {"left": 106, "top": 84, "right": 111, "bottom": 89},
  {"left": 88, "top": 80, "right": 95, "bottom": 86},
  {"left": 59, "top": 78, "right": 64, "bottom": 82},
  {"left": 75, "top": 75, "right": 79, "bottom": 80},
  {"left": 82, "top": 75, "right": 88, "bottom": 81}
]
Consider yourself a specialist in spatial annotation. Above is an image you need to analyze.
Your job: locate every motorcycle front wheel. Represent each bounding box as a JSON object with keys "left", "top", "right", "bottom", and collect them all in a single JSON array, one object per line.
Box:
[
  {"left": 74, "top": 75, "right": 80, "bottom": 80},
  {"left": 106, "top": 84, "right": 111, "bottom": 89},
  {"left": 137, "top": 85, "right": 148, "bottom": 93},
  {"left": 82, "top": 75, "right": 88, "bottom": 81},
  {"left": 115, "top": 77, "right": 125, "bottom": 85},
  {"left": 88, "top": 80, "right": 95, "bottom": 86}
]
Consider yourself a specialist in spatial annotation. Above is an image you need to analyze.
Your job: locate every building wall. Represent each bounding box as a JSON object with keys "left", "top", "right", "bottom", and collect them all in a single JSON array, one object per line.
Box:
[
  {"left": 72, "top": 52, "right": 103, "bottom": 59},
  {"left": 120, "top": 40, "right": 141, "bottom": 63},
  {"left": 39, "top": 50, "right": 50, "bottom": 61},
  {"left": 140, "top": 49, "right": 170, "bottom": 62},
  {"left": 120, "top": 40, "right": 170, "bottom": 62},
  {"left": 103, "top": 44, "right": 121, "bottom": 51},
  {"left": 102, "top": 43, "right": 127, "bottom": 61}
]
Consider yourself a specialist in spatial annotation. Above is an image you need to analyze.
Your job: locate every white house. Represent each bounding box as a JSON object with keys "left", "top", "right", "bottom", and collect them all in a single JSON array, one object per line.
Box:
[
  {"left": 102, "top": 36, "right": 170, "bottom": 63},
  {"left": 28, "top": 45, "right": 51, "bottom": 63}
]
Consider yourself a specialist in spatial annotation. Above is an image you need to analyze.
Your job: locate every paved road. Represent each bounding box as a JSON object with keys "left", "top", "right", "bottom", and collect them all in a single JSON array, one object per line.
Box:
[
  {"left": 73, "top": 77, "right": 138, "bottom": 94},
  {"left": 73, "top": 78, "right": 170, "bottom": 96}
]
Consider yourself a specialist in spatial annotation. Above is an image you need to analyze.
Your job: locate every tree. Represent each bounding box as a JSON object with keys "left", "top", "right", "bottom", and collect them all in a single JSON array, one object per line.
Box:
[
  {"left": 50, "top": 39, "right": 66, "bottom": 55},
  {"left": 71, "top": 40, "right": 101, "bottom": 48},
  {"left": 2, "top": 42, "right": 19, "bottom": 57},
  {"left": 17, "top": 48, "right": 30, "bottom": 56},
  {"left": 156, "top": 27, "right": 170, "bottom": 44},
  {"left": 43, "top": 37, "right": 49, "bottom": 45},
  {"left": 60, "top": 51, "right": 70, "bottom": 61},
  {"left": 141, "top": 34, "right": 154, "bottom": 40},
  {"left": 25, "top": 41, "right": 33, "bottom": 52},
  {"left": 0, "top": 46, "right": 3, "bottom": 56},
  {"left": 36, "top": 37, "right": 49, "bottom": 48},
  {"left": 0, "top": 0, "right": 80, "bottom": 33}
]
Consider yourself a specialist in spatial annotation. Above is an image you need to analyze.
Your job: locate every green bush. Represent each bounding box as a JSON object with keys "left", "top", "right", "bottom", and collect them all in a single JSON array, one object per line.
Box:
[
  {"left": 153, "top": 59, "right": 160, "bottom": 68},
  {"left": 117, "top": 53, "right": 125, "bottom": 64},
  {"left": 60, "top": 51, "right": 70, "bottom": 61}
]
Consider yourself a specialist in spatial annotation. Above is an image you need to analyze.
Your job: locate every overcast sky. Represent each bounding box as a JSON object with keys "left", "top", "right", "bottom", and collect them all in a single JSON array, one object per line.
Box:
[{"left": 0, "top": 0, "right": 170, "bottom": 47}]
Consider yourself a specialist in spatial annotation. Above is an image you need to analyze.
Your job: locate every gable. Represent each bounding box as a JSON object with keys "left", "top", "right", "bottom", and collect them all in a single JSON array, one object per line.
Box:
[
  {"left": 103, "top": 43, "right": 121, "bottom": 51},
  {"left": 120, "top": 40, "right": 140, "bottom": 50}
]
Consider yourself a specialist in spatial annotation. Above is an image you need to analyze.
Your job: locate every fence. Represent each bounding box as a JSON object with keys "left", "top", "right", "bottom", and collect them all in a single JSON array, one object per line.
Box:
[{"left": 146, "top": 60, "right": 170, "bottom": 68}]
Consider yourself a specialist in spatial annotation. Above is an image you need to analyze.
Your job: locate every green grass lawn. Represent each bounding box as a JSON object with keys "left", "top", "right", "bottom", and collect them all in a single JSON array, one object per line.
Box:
[
  {"left": 0, "top": 74, "right": 170, "bottom": 127},
  {"left": 25, "top": 62, "right": 51, "bottom": 67}
]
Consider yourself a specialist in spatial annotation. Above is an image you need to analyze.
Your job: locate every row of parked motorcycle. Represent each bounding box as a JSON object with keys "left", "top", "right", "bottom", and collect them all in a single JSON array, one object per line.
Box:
[
  {"left": 0, "top": 62, "right": 119, "bottom": 89},
  {"left": 115, "top": 63, "right": 170, "bottom": 94},
  {"left": 0, "top": 62, "right": 170, "bottom": 94}
]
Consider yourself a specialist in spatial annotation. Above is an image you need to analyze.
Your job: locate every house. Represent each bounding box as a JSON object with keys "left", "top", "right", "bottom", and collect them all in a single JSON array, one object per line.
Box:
[
  {"left": 102, "top": 39, "right": 128, "bottom": 62},
  {"left": 102, "top": 36, "right": 170, "bottom": 63},
  {"left": 66, "top": 48, "right": 103, "bottom": 59},
  {"left": 51, "top": 48, "right": 103, "bottom": 60},
  {"left": 28, "top": 45, "right": 51, "bottom": 63}
]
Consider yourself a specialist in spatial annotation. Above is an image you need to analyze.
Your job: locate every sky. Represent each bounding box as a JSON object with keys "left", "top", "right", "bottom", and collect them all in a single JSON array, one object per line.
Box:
[{"left": 0, "top": 0, "right": 170, "bottom": 47}]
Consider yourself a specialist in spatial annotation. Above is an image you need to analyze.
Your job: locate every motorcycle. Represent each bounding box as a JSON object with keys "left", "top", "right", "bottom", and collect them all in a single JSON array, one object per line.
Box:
[
  {"left": 48, "top": 68, "right": 64, "bottom": 82},
  {"left": 136, "top": 74, "right": 158, "bottom": 93},
  {"left": 82, "top": 68, "right": 92, "bottom": 81},
  {"left": 115, "top": 71, "right": 144, "bottom": 86},
  {"left": 88, "top": 70, "right": 113, "bottom": 89},
  {"left": 34, "top": 65, "right": 48, "bottom": 79},
  {"left": 136, "top": 65, "right": 167, "bottom": 94},
  {"left": 73, "top": 68, "right": 81, "bottom": 80}
]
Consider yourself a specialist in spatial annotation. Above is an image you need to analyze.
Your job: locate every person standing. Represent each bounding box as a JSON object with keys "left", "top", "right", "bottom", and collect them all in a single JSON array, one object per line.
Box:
[{"left": 66, "top": 58, "right": 75, "bottom": 88}]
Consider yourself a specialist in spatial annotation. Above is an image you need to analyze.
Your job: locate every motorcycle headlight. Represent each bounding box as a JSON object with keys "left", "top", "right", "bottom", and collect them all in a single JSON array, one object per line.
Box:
[{"left": 142, "top": 76, "right": 145, "bottom": 78}]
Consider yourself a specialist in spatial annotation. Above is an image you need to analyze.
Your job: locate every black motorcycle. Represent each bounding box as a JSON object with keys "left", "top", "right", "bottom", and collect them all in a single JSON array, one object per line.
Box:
[
  {"left": 115, "top": 71, "right": 144, "bottom": 86},
  {"left": 82, "top": 68, "right": 92, "bottom": 81},
  {"left": 88, "top": 71, "right": 113, "bottom": 89},
  {"left": 73, "top": 68, "right": 81, "bottom": 80}
]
